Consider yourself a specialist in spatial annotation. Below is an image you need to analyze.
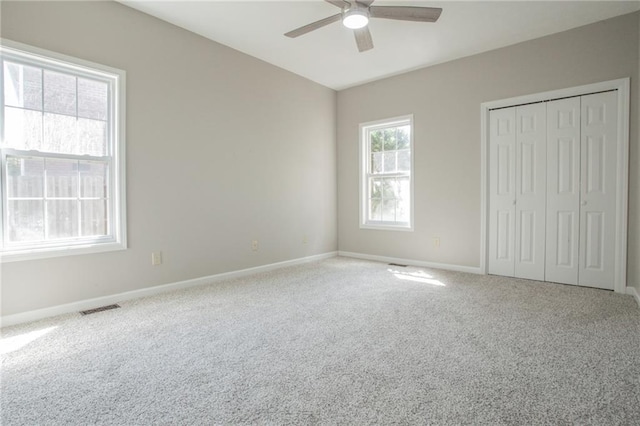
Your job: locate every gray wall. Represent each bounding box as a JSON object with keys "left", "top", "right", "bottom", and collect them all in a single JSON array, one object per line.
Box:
[
  {"left": 2, "top": 2, "right": 638, "bottom": 318},
  {"left": 0, "top": 1, "right": 338, "bottom": 316},
  {"left": 337, "top": 13, "right": 640, "bottom": 288}
]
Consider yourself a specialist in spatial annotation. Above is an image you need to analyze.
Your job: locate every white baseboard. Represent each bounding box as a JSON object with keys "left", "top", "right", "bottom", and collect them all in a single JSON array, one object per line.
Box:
[
  {"left": 338, "top": 251, "right": 482, "bottom": 274},
  {"left": 627, "top": 286, "right": 640, "bottom": 308},
  {"left": 1, "top": 251, "right": 338, "bottom": 328}
]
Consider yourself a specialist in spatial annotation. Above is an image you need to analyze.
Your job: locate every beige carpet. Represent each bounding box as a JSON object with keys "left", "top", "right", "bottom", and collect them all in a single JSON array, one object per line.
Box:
[{"left": 2, "top": 257, "right": 639, "bottom": 424}]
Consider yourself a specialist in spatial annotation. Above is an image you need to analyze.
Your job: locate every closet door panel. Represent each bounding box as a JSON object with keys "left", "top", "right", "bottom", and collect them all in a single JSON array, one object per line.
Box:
[
  {"left": 514, "top": 103, "right": 546, "bottom": 280},
  {"left": 579, "top": 91, "right": 617, "bottom": 289},
  {"left": 489, "top": 108, "right": 516, "bottom": 276},
  {"left": 546, "top": 98, "right": 580, "bottom": 285}
]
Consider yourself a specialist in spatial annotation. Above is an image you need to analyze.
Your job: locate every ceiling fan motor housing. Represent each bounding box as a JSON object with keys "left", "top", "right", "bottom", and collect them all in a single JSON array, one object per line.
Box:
[{"left": 342, "top": 3, "right": 370, "bottom": 29}]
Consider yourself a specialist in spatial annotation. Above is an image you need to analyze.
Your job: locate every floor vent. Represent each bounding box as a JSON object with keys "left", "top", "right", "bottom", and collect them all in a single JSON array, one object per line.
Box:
[
  {"left": 80, "top": 304, "right": 121, "bottom": 316},
  {"left": 388, "top": 263, "right": 408, "bottom": 267}
]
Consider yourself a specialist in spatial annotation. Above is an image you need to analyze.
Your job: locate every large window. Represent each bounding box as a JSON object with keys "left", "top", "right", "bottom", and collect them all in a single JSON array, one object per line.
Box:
[
  {"left": 360, "top": 115, "right": 413, "bottom": 230},
  {"left": 0, "top": 40, "right": 126, "bottom": 261}
]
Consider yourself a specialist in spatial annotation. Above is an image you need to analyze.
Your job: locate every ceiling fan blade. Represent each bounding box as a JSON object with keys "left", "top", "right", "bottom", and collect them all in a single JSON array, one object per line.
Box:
[
  {"left": 354, "top": 27, "right": 374, "bottom": 52},
  {"left": 325, "top": 0, "right": 348, "bottom": 8},
  {"left": 284, "top": 13, "right": 342, "bottom": 38},
  {"left": 356, "top": 0, "right": 375, "bottom": 6},
  {"left": 370, "top": 6, "right": 442, "bottom": 22}
]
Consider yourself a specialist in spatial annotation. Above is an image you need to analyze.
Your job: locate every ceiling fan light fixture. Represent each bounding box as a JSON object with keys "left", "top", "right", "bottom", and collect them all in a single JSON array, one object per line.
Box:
[{"left": 342, "top": 9, "right": 369, "bottom": 29}]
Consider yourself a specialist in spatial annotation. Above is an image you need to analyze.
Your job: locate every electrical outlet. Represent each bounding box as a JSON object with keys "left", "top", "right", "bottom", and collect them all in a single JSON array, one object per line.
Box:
[
  {"left": 251, "top": 240, "right": 259, "bottom": 251},
  {"left": 151, "top": 251, "right": 163, "bottom": 266},
  {"left": 434, "top": 238, "right": 440, "bottom": 248}
]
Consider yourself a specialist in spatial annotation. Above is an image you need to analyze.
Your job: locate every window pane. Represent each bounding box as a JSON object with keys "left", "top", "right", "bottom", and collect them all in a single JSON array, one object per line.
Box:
[
  {"left": 47, "top": 200, "right": 78, "bottom": 239},
  {"left": 369, "top": 198, "right": 382, "bottom": 221},
  {"left": 77, "top": 118, "right": 106, "bottom": 156},
  {"left": 383, "top": 129, "right": 396, "bottom": 151},
  {"left": 397, "top": 149, "right": 410, "bottom": 172},
  {"left": 4, "top": 107, "right": 43, "bottom": 150},
  {"left": 397, "top": 198, "right": 409, "bottom": 222},
  {"left": 7, "top": 200, "right": 44, "bottom": 242},
  {"left": 78, "top": 78, "right": 107, "bottom": 121},
  {"left": 382, "top": 199, "right": 396, "bottom": 222},
  {"left": 370, "top": 131, "right": 382, "bottom": 153},
  {"left": 46, "top": 158, "right": 78, "bottom": 198},
  {"left": 371, "top": 152, "right": 382, "bottom": 174},
  {"left": 396, "top": 126, "right": 410, "bottom": 150},
  {"left": 81, "top": 199, "right": 107, "bottom": 237},
  {"left": 7, "top": 156, "right": 44, "bottom": 198},
  {"left": 44, "top": 70, "right": 76, "bottom": 116},
  {"left": 382, "top": 178, "right": 397, "bottom": 199},
  {"left": 44, "top": 113, "right": 77, "bottom": 154},
  {"left": 398, "top": 177, "right": 410, "bottom": 201},
  {"left": 397, "top": 177, "right": 410, "bottom": 222},
  {"left": 4, "top": 62, "right": 42, "bottom": 110},
  {"left": 369, "top": 178, "right": 383, "bottom": 221},
  {"left": 80, "top": 161, "right": 107, "bottom": 198},
  {"left": 383, "top": 152, "right": 396, "bottom": 173},
  {"left": 369, "top": 178, "right": 380, "bottom": 198}
]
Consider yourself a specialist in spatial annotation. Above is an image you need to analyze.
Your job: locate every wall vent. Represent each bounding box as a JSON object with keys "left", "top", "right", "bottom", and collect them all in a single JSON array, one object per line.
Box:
[{"left": 80, "top": 304, "right": 121, "bottom": 316}]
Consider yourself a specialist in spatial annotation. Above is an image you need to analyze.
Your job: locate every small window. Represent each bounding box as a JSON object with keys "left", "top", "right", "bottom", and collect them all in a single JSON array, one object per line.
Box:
[
  {"left": 360, "top": 115, "right": 413, "bottom": 230},
  {"left": 0, "top": 40, "right": 126, "bottom": 261}
]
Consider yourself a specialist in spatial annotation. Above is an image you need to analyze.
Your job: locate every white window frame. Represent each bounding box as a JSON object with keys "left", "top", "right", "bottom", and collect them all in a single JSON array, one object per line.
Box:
[
  {"left": 359, "top": 114, "right": 414, "bottom": 231},
  {"left": 0, "top": 39, "right": 126, "bottom": 262}
]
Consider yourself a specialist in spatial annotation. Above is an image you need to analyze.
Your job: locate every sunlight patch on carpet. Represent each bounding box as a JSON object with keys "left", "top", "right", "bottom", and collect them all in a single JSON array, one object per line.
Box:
[
  {"left": 388, "top": 268, "right": 445, "bottom": 286},
  {"left": 0, "top": 326, "right": 57, "bottom": 355}
]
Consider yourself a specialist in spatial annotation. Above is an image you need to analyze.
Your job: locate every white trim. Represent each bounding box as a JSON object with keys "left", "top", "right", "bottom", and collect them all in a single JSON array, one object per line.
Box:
[
  {"left": 338, "top": 250, "right": 481, "bottom": 274},
  {"left": 0, "top": 251, "right": 338, "bottom": 328},
  {"left": 359, "top": 224, "right": 414, "bottom": 232},
  {"left": 359, "top": 114, "right": 414, "bottom": 232},
  {"left": 114, "top": 56, "right": 127, "bottom": 256},
  {"left": 480, "top": 78, "right": 630, "bottom": 293},
  {"left": 0, "top": 241, "right": 126, "bottom": 263},
  {"left": 0, "top": 38, "right": 124, "bottom": 77},
  {"left": 627, "top": 286, "right": 640, "bottom": 308},
  {"left": 480, "top": 102, "right": 488, "bottom": 275},
  {"left": 614, "top": 80, "right": 629, "bottom": 296}
]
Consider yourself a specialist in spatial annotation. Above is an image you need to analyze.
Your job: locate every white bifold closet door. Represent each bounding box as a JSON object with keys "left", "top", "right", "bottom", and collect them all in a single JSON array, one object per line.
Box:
[
  {"left": 578, "top": 92, "right": 617, "bottom": 289},
  {"left": 545, "top": 91, "right": 617, "bottom": 289},
  {"left": 488, "top": 103, "right": 546, "bottom": 280},
  {"left": 546, "top": 97, "right": 581, "bottom": 285},
  {"left": 488, "top": 108, "right": 516, "bottom": 277},
  {"left": 490, "top": 90, "right": 617, "bottom": 289}
]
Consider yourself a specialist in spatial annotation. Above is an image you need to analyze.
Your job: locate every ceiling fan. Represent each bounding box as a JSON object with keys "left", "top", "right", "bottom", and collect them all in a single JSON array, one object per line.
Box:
[{"left": 284, "top": 0, "right": 442, "bottom": 53}]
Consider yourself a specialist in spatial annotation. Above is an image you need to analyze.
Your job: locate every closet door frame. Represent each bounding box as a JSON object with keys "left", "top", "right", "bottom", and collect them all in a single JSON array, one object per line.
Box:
[{"left": 480, "top": 78, "right": 630, "bottom": 294}]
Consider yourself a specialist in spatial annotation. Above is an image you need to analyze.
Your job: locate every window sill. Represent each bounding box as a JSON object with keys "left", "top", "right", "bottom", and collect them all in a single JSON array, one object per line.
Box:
[
  {"left": 360, "top": 223, "right": 414, "bottom": 232},
  {"left": 0, "top": 241, "right": 126, "bottom": 263}
]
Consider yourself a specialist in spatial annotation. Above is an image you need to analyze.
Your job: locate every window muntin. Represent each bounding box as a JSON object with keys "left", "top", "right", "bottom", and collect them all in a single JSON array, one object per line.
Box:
[
  {"left": 0, "top": 41, "right": 125, "bottom": 261},
  {"left": 361, "top": 116, "right": 413, "bottom": 230}
]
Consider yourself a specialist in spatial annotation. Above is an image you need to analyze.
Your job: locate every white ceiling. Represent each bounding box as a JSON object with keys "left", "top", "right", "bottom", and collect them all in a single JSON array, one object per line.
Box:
[{"left": 120, "top": 1, "right": 640, "bottom": 90}]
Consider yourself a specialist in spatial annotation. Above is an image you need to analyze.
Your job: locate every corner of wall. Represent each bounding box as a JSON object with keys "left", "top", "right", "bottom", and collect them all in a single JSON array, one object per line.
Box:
[
  {"left": 627, "top": 286, "right": 640, "bottom": 308},
  {"left": 636, "top": 10, "right": 640, "bottom": 295}
]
